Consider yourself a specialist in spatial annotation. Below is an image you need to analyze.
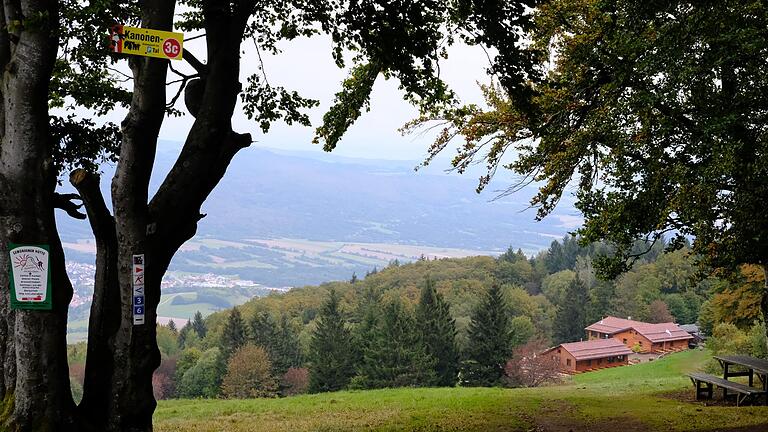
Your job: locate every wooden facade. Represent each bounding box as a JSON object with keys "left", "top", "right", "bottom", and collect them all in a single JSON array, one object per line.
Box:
[
  {"left": 545, "top": 339, "right": 632, "bottom": 373},
  {"left": 585, "top": 316, "right": 693, "bottom": 353}
]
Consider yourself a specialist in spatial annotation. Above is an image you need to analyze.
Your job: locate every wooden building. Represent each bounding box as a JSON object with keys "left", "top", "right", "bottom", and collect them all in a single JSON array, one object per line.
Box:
[
  {"left": 585, "top": 316, "right": 693, "bottom": 353},
  {"left": 544, "top": 339, "right": 632, "bottom": 373}
]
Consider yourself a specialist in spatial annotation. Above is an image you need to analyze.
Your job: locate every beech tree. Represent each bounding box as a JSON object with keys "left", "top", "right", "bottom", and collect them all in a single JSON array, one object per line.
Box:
[{"left": 0, "top": 0, "right": 538, "bottom": 430}]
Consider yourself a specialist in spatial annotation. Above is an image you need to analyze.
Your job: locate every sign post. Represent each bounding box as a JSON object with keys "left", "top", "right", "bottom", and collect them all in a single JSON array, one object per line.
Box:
[
  {"left": 132, "top": 254, "right": 145, "bottom": 325},
  {"left": 9, "top": 244, "right": 52, "bottom": 310},
  {"left": 109, "top": 25, "right": 183, "bottom": 60}
]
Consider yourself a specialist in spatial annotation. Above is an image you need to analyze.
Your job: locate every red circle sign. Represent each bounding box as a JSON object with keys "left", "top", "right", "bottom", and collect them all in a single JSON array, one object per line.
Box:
[{"left": 163, "top": 38, "right": 181, "bottom": 58}]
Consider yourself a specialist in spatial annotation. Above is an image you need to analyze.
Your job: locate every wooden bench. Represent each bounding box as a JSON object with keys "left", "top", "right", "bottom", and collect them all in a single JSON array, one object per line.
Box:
[{"left": 688, "top": 372, "right": 767, "bottom": 406}]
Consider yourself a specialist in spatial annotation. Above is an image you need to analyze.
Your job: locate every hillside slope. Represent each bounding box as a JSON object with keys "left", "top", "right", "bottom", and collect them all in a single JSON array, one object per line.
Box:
[{"left": 155, "top": 350, "right": 768, "bottom": 431}]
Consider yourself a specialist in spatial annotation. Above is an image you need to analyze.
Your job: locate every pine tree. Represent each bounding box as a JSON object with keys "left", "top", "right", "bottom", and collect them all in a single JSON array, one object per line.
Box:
[
  {"left": 220, "top": 307, "right": 248, "bottom": 360},
  {"left": 192, "top": 311, "right": 207, "bottom": 338},
  {"left": 554, "top": 277, "right": 589, "bottom": 344},
  {"left": 309, "top": 289, "right": 356, "bottom": 393},
  {"left": 355, "top": 299, "right": 436, "bottom": 389},
  {"left": 462, "top": 284, "right": 512, "bottom": 386},
  {"left": 415, "top": 277, "right": 459, "bottom": 386},
  {"left": 167, "top": 320, "right": 178, "bottom": 333}
]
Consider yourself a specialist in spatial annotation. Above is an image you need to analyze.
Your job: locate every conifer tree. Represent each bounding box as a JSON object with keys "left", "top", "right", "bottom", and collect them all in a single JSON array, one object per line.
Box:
[
  {"left": 309, "top": 290, "right": 355, "bottom": 392},
  {"left": 220, "top": 307, "right": 248, "bottom": 360},
  {"left": 192, "top": 311, "right": 207, "bottom": 339},
  {"left": 554, "top": 277, "right": 589, "bottom": 344},
  {"left": 178, "top": 322, "right": 193, "bottom": 349},
  {"left": 462, "top": 285, "right": 512, "bottom": 386},
  {"left": 168, "top": 320, "right": 178, "bottom": 333},
  {"left": 415, "top": 277, "right": 459, "bottom": 386},
  {"left": 250, "top": 310, "right": 278, "bottom": 349},
  {"left": 272, "top": 314, "right": 303, "bottom": 375},
  {"left": 356, "top": 299, "right": 437, "bottom": 389}
]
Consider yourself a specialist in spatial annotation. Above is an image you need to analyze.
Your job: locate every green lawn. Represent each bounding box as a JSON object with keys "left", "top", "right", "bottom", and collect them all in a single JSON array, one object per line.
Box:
[{"left": 155, "top": 349, "right": 768, "bottom": 432}]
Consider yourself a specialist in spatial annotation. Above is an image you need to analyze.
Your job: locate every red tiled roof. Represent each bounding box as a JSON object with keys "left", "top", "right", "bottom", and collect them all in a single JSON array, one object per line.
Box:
[
  {"left": 633, "top": 322, "right": 693, "bottom": 343},
  {"left": 548, "top": 339, "right": 632, "bottom": 361},
  {"left": 585, "top": 316, "right": 693, "bottom": 343},
  {"left": 585, "top": 316, "right": 637, "bottom": 334}
]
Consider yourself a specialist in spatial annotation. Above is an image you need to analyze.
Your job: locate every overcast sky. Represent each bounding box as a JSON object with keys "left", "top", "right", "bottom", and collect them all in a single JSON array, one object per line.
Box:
[{"left": 154, "top": 34, "right": 495, "bottom": 161}]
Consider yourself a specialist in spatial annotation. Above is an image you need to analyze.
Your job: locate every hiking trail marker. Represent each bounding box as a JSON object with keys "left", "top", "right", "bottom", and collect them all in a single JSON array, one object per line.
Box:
[
  {"left": 9, "top": 244, "right": 52, "bottom": 310},
  {"left": 132, "top": 254, "right": 145, "bottom": 325},
  {"left": 109, "top": 25, "right": 183, "bottom": 60}
]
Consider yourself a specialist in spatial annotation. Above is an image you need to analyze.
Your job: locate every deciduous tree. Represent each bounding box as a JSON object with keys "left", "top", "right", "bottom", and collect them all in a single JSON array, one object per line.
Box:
[{"left": 221, "top": 344, "right": 277, "bottom": 399}]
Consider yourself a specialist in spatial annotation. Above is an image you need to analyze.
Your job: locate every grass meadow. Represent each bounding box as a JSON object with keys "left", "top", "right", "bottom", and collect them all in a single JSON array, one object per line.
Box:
[{"left": 155, "top": 349, "right": 768, "bottom": 431}]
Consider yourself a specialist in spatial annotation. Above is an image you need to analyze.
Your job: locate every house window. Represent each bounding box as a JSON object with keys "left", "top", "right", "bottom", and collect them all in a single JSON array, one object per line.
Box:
[
  {"left": 587, "top": 360, "right": 591, "bottom": 366},
  {"left": 623, "top": 338, "right": 627, "bottom": 344},
  {"left": 566, "top": 359, "right": 571, "bottom": 366},
  {"left": 557, "top": 349, "right": 561, "bottom": 354},
  {"left": 617, "top": 355, "right": 624, "bottom": 360}
]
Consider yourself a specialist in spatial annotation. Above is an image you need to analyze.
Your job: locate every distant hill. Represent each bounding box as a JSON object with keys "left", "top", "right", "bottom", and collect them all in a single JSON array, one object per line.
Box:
[{"left": 57, "top": 142, "right": 579, "bottom": 254}]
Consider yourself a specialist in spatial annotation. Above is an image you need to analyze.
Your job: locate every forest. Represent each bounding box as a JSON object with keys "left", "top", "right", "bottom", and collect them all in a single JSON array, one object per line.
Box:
[{"left": 66, "top": 236, "right": 766, "bottom": 401}]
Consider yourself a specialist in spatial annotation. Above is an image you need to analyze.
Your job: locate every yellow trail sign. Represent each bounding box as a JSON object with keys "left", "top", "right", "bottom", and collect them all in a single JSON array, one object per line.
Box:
[{"left": 108, "top": 25, "right": 183, "bottom": 60}]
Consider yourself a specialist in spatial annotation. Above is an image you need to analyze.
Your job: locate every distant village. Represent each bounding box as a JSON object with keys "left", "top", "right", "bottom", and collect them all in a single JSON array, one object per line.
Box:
[{"left": 65, "top": 261, "right": 288, "bottom": 308}]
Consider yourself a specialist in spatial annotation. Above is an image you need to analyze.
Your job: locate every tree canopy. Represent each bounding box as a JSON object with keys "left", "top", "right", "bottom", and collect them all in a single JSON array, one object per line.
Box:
[{"left": 407, "top": 0, "right": 768, "bottom": 341}]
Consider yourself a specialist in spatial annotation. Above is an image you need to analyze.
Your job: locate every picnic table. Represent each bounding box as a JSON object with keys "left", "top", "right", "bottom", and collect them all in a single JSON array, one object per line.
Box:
[
  {"left": 714, "top": 355, "right": 768, "bottom": 391},
  {"left": 687, "top": 355, "right": 768, "bottom": 406}
]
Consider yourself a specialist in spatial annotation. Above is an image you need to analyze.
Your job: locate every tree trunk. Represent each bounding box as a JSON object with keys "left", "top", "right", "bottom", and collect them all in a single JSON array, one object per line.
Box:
[
  {"left": 0, "top": 0, "right": 76, "bottom": 430},
  {"left": 85, "top": 2, "right": 176, "bottom": 430},
  {"left": 71, "top": 170, "right": 120, "bottom": 432}
]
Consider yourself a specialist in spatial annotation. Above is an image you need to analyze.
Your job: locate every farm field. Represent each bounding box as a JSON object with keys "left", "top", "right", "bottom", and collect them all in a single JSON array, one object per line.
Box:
[{"left": 154, "top": 349, "right": 768, "bottom": 431}]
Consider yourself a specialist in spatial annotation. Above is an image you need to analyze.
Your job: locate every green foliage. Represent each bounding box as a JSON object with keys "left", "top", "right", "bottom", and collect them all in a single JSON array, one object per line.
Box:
[
  {"left": 157, "top": 325, "right": 181, "bottom": 357},
  {"left": 192, "top": 311, "right": 207, "bottom": 339},
  {"left": 308, "top": 290, "right": 355, "bottom": 393},
  {"left": 175, "top": 348, "right": 202, "bottom": 388},
  {"left": 354, "top": 299, "right": 437, "bottom": 389},
  {"left": 461, "top": 285, "right": 512, "bottom": 387},
  {"left": 177, "top": 348, "right": 223, "bottom": 399},
  {"left": 553, "top": 277, "right": 588, "bottom": 344},
  {"left": 415, "top": 277, "right": 459, "bottom": 387},
  {"left": 509, "top": 316, "right": 534, "bottom": 349},
  {"left": 221, "top": 345, "right": 278, "bottom": 399},
  {"left": 220, "top": 307, "right": 248, "bottom": 360},
  {"left": 749, "top": 322, "right": 768, "bottom": 359},
  {"left": 406, "top": 0, "right": 768, "bottom": 316},
  {"left": 541, "top": 270, "right": 575, "bottom": 306},
  {"left": 248, "top": 311, "right": 302, "bottom": 375}
]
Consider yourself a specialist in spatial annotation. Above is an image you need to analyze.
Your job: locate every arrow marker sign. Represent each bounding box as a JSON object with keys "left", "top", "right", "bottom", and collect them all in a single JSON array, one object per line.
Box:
[{"left": 132, "top": 254, "right": 145, "bottom": 325}]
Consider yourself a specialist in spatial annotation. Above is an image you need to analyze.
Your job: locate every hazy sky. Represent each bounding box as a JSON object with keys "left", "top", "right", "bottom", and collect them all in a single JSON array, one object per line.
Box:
[{"left": 156, "top": 34, "right": 495, "bottom": 161}]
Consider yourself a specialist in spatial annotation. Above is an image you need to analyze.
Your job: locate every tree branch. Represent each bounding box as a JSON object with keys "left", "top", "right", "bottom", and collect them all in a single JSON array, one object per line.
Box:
[
  {"left": 183, "top": 49, "right": 207, "bottom": 76},
  {"left": 69, "top": 169, "right": 113, "bottom": 234},
  {"left": 53, "top": 192, "right": 86, "bottom": 219}
]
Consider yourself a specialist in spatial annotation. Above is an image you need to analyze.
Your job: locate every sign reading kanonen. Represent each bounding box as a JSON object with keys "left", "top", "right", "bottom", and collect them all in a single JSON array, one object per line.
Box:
[
  {"left": 9, "top": 244, "right": 52, "bottom": 310},
  {"left": 108, "top": 25, "right": 183, "bottom": 60}
]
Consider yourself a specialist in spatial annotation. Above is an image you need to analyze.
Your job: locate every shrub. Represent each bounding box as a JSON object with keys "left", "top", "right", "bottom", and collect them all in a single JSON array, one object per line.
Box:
[
  {"left": 504, "top": 340, "right": 561, "bottom": 388},
  {"left": 221, "top": 345, "right": 278, "bottom": 399},
  {"left": 281, "top": 367, "right": 310, "bottom": 396},
  {"left": 153, "top": 355, "right": 178, "bottom": 399}
]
